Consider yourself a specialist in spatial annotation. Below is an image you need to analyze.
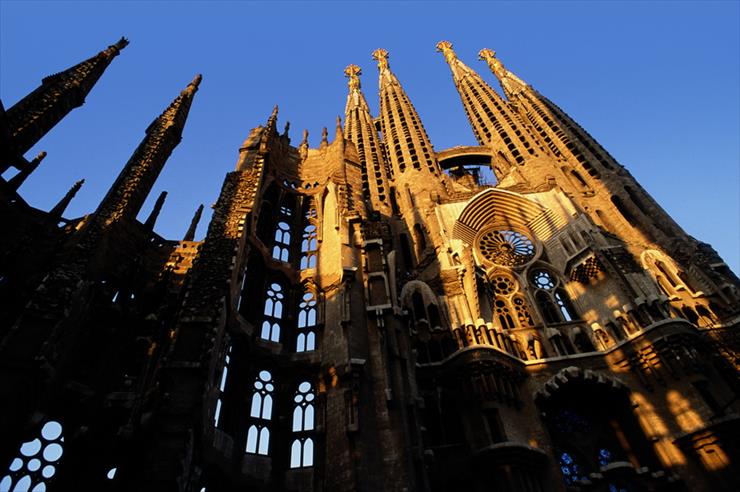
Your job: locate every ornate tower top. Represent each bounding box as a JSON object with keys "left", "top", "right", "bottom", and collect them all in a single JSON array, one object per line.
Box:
[
  {"left": 478, "top": 48, "right": 505, "bottom": 78},
  {"left": 435, "top": 40, "right": 457, "bottom": 64},
  {"left": 344, "top": 64, "right": 362, "bottom": 90},
  {"left": 371, "top": 49, "right": 390, "bottom": 71}
]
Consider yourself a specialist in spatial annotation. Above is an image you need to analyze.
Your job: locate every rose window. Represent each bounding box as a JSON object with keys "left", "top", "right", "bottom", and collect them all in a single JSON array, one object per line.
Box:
[{"left": 478, "top": 230, "right": 535, "bottom": 267}]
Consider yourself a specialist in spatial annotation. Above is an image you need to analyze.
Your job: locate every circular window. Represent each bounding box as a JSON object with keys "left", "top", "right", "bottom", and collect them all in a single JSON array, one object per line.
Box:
[{"left": 477, "top": 229, "right": 535, "bottom": 267}]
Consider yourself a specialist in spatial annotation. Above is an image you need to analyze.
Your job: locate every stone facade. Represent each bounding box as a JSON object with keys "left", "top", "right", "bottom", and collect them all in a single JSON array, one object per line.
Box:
[{"left": 1, "top": 39, "right": 739, "bottom": 492}]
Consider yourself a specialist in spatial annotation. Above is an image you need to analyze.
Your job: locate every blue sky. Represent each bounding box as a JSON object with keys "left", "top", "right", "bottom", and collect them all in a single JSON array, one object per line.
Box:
[{"left": 1, "top": 1, "right": 738, "bottom": 272}]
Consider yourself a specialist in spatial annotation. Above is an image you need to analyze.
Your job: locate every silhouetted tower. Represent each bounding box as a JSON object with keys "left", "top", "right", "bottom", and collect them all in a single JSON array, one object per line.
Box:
[{"left": 3, "top": 38, "right": 128, "bottom": 159}]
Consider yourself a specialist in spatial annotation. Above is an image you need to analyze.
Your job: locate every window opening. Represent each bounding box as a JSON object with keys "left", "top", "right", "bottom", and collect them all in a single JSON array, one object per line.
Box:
[
  {"left": 214, "top": 345, "right": 231, "bottom": 426},
  {"left": 246, "top": 371, "right": 274, "bottom": 455},
  {"left": 290, "top": 381, "right": 315, "bottom": 468},
  {"left": 531, "top": 269, "right": 578, "bottom": 323},
  {"left": 296, "top": 291, "right": 317, "bottom": 352},
  {"left": 260, "top": 283, "right": 284, "bottom": 342}
]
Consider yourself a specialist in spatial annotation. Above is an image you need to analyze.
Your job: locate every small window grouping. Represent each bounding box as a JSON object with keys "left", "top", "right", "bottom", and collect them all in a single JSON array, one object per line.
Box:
[
  {"left": 300, "top": 208, "right": 318, "bottom": 270},
  {"left": 296, "top": 290, "right": 317, "bottom": 352},
  {"left": 242, "top": 373, "right": 315, "bottom": 469},
  {"left": 490, "top": 273, "right": 534, "bottom": 330},
  {"left": 246, "top": 370, "right": 274, "bottom": 455},
  {"left": 260, "top": 282, "right": 284, "bottom": 342},
  {"left": 1, "top": 420, "right": 65, "bottom": 492},
  {"left": 531, "top": 269, "right": 578, "bottom": 324}
]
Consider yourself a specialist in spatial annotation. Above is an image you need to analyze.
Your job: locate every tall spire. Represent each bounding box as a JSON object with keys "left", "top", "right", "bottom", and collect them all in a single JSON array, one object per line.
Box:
[
  {"left": 49, "top": 178, "right": 84, "bottom": 219},
  {"left": 7, "top": 151, "right": 46, "bottom": 190},
  {"left": 372, "top": 48, "right": 442, "bottom": 182},
  {"left": 436, "top": 41, "right": 544, "bottom": 172},
  {"left": 5, "top": 37, "right": 129, "bottom": 157},
  {"left": 95, "top": 74, "right": 201, "bottom": 225},
  {"left": 183, "top": 204, "right": 204, "bottom": 241},
  {"left": 343, "top": 64, "right": 391, "bottom": 213},
  {"left": 478, "top": 48, "right": 529, "bottom": 97},
  {"left": 144, "top": 190, "right": 168, "bottom": 230}
]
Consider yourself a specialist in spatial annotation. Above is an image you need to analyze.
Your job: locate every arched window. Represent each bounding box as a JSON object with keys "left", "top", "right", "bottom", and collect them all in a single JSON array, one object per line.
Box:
[
  {"left": 272, "top": 221, "right": 291, "bottom": 262},
  {"left": 290, "top": 381, "right": 315, "bottom": 468},
  {"left": 1, "top": 421, "right": 65, "bottom": 491},
  {"left": 260, "top": 283, "right": 284, "bottom": 342},
  {"left": 246, "top": 371, "right": 274, "bottom": 455},
  {"left": 300, "top": 208, "right": 318, "bottom": 270},
  {"left": 531, "top": 269, "right": 577, "bottom": 323},
  {"left": 491, "top": 274, "right": 534, "bottom": 331},
  {"left": 296, "top": 290, "right": 317, "bottom": 352}
]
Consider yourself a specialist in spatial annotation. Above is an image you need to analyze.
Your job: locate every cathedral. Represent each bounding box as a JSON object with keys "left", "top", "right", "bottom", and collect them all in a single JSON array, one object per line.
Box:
[{"left": 0, "top": 38, "right": 739, "bottom": 492}]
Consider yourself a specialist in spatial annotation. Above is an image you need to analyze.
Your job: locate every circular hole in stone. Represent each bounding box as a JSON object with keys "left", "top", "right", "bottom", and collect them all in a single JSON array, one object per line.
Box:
[
  {"left": 43, "top": 443, "right": 63, "bottom": 462},
  {"left": 42, "top": 465, "right": 56, "bottom": 479},
  {"left": 298, "top": 382, "right": 311, "bottom": 393},
  {"left": 41, "top": 421, "right": 62, "bottom": 441},
  {"left": 9, "top": 457, "right": 23, "bottom": 471},
  {"left": 20, "top": 439, "right": 42, "bottom": 457},
  {"left": 27, "top": 458, "right": 41, "bottom": 472}
]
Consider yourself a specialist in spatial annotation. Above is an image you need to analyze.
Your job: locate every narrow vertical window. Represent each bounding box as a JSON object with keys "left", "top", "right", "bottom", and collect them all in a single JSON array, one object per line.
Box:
[
  {"left": 289, "top": 382, "right": 315, "bottom": 468},
  {"left": 296, "top": 290, "right": 317, "bottom": 352},
  {"left": 214, "top": 346, "right": 232, "bottom": 427},
  {"left": 300, "top": 208, "right": 318, "bottom": 270},
  {"left": 531, "top": 269, "right": 578, "bottom": 324},
  {"left": 260, "top": 283, "right": 284, "bottom": 342},
  {"left": 246, "top": 371, "right": 274, "bottom": 455}
]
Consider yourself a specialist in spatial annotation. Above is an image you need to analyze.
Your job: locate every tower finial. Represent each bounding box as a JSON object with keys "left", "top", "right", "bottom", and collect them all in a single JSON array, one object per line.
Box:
[
  {"left": 283, "top": 121, "right": 291, "bottom": 137},
  {"left": 144, "top": 190, "right": 168, "bottom": 230},
  {"left": 335, "top": 116, "right": 343, "bottom": 141},
  {"left": 344, "top": 64, "right": 362, "bottom": 90},
  {"left": 111, "top": 37, "right": 130, "bottom": 53},
  {"left": 479, "top": 48, "right": 506, "bottom": 78},
  {"left": 435, "top": 41, "right": 457, "bottom": 64},
  {"left": 49, "top": 178, "right": 85, "bottom": 219},
  {"left": 301, "top": 129, "right": 309, "bottom": 146},
  {"left": 183, "top": 204, "right": 204, "bottom": 241},
  {"left": 7, "top": 151, "right": 46, "bottom": 190},
  {"left": 320, "top": 126, "right": 328, "bottom": 147},
  {"left": 372, "top": 48, "right": 390, "bottom": 71}
]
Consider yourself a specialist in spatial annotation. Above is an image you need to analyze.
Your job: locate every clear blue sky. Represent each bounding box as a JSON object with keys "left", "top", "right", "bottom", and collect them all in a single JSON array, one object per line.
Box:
[{"left": 1, "top": 1, "right": 738, "bottom": 273}]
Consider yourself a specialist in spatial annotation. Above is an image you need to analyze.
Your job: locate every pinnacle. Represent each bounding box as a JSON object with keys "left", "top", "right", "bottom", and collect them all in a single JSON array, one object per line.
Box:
[{"left": 113, "top": 37, "right": 130, "bottom": 52}]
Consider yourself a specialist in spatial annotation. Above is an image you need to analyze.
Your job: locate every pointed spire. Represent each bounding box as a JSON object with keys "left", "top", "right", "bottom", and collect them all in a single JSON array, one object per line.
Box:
[
  {"left": 266, "top": 105, "right": 279, "bottom": 134},
  {"left": 95, "top": 75, "right": 200, "bottom": 224},
  {"left": 435, "top": 41, "right": 544, "bottom": 170},
  {"left": 299, "top": 129, "right": 309, "bottom": 160},
  {"left": 320, "top": 126, "right": 328, "bottom": 148},
  {"left": 373, "top": 48, "right": 442, "bottom": 181},
  {"left": 343, "top": 63, "right": 392, "bottom": 212},
  {"left": 5, "top": 38, "right": 129, "bottom": 156},
  {"left": 335, "top": 115, "right": 343, "bottom": 141},
  {"left": 144, "top": 191, "right": 168, "bottom": 229},
  {"left": 183, "top": 204, "right": 204, "bottom": 241},
  {"left": 478, "top": 48, "right": 527, "bottom": 96},
  {"left": 7, "top": 151, "right": 46, "bottom": 190},
  {"left": 49, "top": 178, "right": 84, "bottom": 218},
  {"left": 283, "top": 121, "right": 291, "bottom": 137}
]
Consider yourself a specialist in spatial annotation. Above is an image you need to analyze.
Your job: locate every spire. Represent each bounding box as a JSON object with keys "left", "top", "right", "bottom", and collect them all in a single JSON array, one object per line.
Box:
[
  {"left": 435, "top": 41, "right": 544, "bottom": 170},
  {"left": 478, "top": 48, "right": 528, "bottom": 97},
  {"left": 320, "top": 126, "right": 328, "bottom": 148},
  {"left": 49, "top": 178, "right": 84, "bottom": 218},
  {"left": 299, "top": 129, "right": 309, "bottom": 160},
  {"left": 335, "top": 115, "right": 343, "bottom": 141},
  {"left": 183, "top": 204, "right": 204, "bottom": 241},
  {"left": 266, "top": 105, "right": 279, "bottom": 134},
  {"left": 95, "top": 74, "right": 200, "bottom": 225},
  {"left": 5, "top": 37, "right": 129, "bottom": 156},
  {"left": 144, "top": 191, "right": 168, "bottom": 230},
  {"left": 7, "top": 151, "right": 46, "bottom": 190},
  {"left": 343, "top": 64, "right": 392, "bottom": 212},
  {"left": 373, "top": 48, "right": 442, "bottom": 181}
]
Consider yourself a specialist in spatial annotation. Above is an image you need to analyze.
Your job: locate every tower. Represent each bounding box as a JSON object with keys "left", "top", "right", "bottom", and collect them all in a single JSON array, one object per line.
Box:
[{"left": 0, "top": 40, "right": 739, "bottom": 492}]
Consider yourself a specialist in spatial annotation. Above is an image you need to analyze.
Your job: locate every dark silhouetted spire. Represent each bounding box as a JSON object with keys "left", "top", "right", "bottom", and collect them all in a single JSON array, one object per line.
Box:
[
  {"left": 183, "top": 204, "right": 204, "bottom": 241},
  {"left": 144, "top": 191, "right": 168, "bottom": 230},
  {"left": 49, "top": 178, "right": 84, "bottom": 218},
  {"left": 95, "top": 74, "right": 201, "bottom": 225},
  {"left": 5, "top": 38, "right": 128, "bottom": 157},
  {"left": 7, "top": 151, "right": 46, "bottom": 190}
]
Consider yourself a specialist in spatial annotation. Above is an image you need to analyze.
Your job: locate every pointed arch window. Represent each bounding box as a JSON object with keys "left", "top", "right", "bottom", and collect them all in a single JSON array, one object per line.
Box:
[
  {"left": 260, "top": 283, "right": 284, "bottom": 342},
  {"left": 246, "top": 371, "right": 274, "bottom": 455},
  {"left": 272, "top": 221, "right": 291, "bottom": 262},
  {"left": 490, "top": 274, "right": 534, "bottom": 331},
  {"left": 290, "top": 381, "right": 315, "bottom": 468},
  {"left": 531, "top": 269, "right": 578, "bottom": 323},
  {"left": 296, "top": 291, "right": 317, "bottom": 352},
  {"left": 1, "top": 421, "right": 65, "bottom": 492},
  {"left": 300, "top": 208, "right": 318, "bottom": 270}
]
